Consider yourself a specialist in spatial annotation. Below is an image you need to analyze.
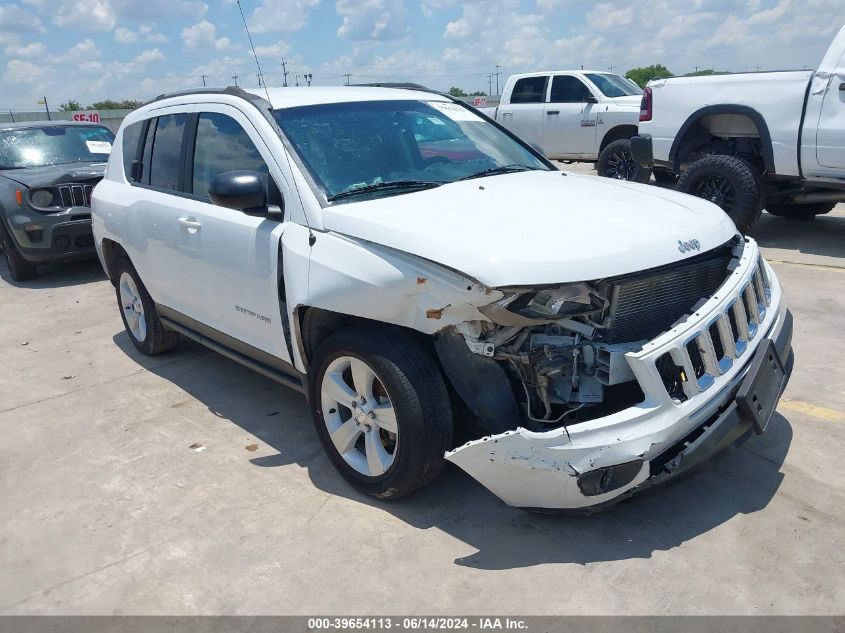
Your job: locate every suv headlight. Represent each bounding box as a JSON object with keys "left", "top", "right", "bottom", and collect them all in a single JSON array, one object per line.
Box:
[
  {"left": 30, "top": 188, "right": 57, "bottom": 208},
  {"left": 479, "top": 282, "right": 608, "bottom": 325}
]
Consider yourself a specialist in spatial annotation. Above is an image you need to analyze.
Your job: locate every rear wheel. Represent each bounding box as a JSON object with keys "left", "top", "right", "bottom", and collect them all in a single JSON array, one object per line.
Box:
[
  {"left": 597, "top": 139, "right": 651, "bottom": 183},
  {"left": 114, "top": 258, "right": 180, "bottom": 355},
  {"left": 309, "top": 327, "right": 453, "bottom": 500},
  {"left": 676, "top": 155, "right": 762, "bottom": 234},
  {"left": 766, "top": 202, "right": 835, "bottom": 219},
  {"left": 0, "top": 223, "right": 37, "bottom": 281}
]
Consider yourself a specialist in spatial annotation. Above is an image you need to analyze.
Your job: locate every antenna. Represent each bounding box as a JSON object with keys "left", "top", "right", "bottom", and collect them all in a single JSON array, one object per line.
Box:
[{"left": 237, "top": 0, "right": 272, "bottom": 102}]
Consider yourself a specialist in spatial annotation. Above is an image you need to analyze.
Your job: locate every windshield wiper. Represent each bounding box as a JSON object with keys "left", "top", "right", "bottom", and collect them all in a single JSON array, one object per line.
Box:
[
  {"left": 459, "top": 164, "right": 536, "bottom": 181},
  {"left": 328, "top": 180, "right": 442, "bottom": 202}
]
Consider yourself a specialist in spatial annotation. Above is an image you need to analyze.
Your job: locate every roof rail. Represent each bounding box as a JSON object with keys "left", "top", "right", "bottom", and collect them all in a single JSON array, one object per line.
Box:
[{"left": 146, "top": 85, "right": 268, "bottom": 107}]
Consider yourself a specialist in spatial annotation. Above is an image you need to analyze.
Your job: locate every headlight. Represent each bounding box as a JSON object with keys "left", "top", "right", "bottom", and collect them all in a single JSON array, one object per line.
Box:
[
  {"left": 30, "top": 188, "right": 56, "bottom": 208},
  {"left": 479, "top": 282, "right": 609, "bottom": 325}
]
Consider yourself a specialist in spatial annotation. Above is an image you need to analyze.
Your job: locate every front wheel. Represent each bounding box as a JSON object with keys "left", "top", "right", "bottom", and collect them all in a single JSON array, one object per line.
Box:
[
  {"left": 597, "top": 139, "right": 651, "bottom": 183},
  {"left": 309, "top": 327, "right": 453, "bottom": 500},
  {"left": 0, "top": 223, "right": 37, "bottom": 281},
  {"left": 676, "top": 155, "right": 762, "bottom": 234}
]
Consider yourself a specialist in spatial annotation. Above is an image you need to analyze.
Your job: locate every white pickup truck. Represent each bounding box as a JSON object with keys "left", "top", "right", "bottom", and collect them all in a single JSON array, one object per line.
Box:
[
  {"left": 482, "top": 71, "right": 651, "bottom": 181},
  {"left": 632, "top": 23, "right": 845, "bottom": 232}
]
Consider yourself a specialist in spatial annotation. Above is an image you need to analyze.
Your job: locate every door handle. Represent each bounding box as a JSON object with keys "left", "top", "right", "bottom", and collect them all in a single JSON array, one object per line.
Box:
[
  {"left": 547, "top": 110, "right": 560, "bottom": 115},
  {"left": 501, "top": 112, "right": 513, "bottom": 117},
  {"left": 840, "top": 82, "right": 845, "bottom": 91},
  {"left": 178, "top": 217, "right": 202, "bottom": 230}
]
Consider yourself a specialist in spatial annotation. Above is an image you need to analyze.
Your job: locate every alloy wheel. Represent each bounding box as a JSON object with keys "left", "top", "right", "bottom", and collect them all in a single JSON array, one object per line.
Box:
[
  {"left": 320, "top": 355, "right": 399, "bottom": 477},
  {"left": 119, "top": 271, "right": 147, "bottom": 342}
]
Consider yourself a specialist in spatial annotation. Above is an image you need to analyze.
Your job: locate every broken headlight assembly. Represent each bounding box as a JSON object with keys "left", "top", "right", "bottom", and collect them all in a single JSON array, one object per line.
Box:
[{"left": 480, "top": 282, "right": 608, "bottom": 325}]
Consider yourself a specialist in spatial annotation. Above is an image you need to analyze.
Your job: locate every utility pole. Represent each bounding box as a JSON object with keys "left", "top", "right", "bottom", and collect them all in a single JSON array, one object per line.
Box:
[
  {"left": 295, "top": 73, "right": 300, "bottom": 87},
  {"left": 232, "top": 73, "right": 239, "bottom": 86},
  {"left": 495, "top": 64, "right": 501, "bottom": 95},
  {"left": 201, "top": 74, "right": 207, "bottom": 87},
  {"left": 8, "top": 109, "right": 14, "bottom": 123},
  {"left": 344, "top": 73, "right": 351, "bottom": 85},
  {"left": 487, "top": 73, "right": 493, "bottom": 96},
  {"left": 304, "top": 73, "right": 312, "bottom": 86},
  {"left": 694, "top": 65, "right": 699, "bottom": 73},
  {"left": 281, "top": 59, "right": 289, "bottom": 87},
  {"left": 755, "top": 65, "right": 761, "bottom": 72},
  {"left": 608, "top": 65, "right": 615, "bottom": 73}
]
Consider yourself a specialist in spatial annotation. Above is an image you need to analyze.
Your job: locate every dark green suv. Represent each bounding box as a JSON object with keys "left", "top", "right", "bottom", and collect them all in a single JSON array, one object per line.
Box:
[{"left": 0, "top": 121, "right": 114, "bottom": 281}]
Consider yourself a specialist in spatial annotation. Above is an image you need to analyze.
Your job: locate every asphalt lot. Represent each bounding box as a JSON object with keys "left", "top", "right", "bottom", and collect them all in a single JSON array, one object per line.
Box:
[{"left": 1, "top": 165, "right": 844, "bottom": 615}]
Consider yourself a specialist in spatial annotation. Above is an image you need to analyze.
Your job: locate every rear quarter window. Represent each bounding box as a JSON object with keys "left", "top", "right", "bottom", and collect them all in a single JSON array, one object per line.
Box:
[{"left": 121, "top": 121, "right": 144, "bottom": 182}]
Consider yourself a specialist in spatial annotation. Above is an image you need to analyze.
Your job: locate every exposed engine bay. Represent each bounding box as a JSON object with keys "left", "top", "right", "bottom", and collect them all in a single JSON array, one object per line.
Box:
[{"left": 435, "top": 237, "right": 744, "bottom": 435}]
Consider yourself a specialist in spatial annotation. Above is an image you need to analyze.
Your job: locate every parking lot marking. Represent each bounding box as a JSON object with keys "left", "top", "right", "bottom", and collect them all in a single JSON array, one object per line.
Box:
[
  {"left": 778, "top": 398, "right": 843, "bottom": 423},
  {"left": 767, "top": 259, "right": 845, "bottom": 273}
]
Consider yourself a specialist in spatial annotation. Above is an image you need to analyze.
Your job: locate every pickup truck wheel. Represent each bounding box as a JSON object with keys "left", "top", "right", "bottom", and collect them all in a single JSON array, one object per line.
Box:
[
  {"left": 766, "top": 202, "right": 835, "bottom": 219},
  {"left": 597, "top": 139, "right": 651, "bottom": 183},
  {"left": 0, "top": 223, "right": 37, "bottom": 282},
  {"left": 677, "top": 155, "right": 762, "bottom": 234},
  {"left": 309, "top": 327, "right": 453, "bottom": 500},
  {"left": 114, "top": 259, "right": 181, "bottom": 355}
]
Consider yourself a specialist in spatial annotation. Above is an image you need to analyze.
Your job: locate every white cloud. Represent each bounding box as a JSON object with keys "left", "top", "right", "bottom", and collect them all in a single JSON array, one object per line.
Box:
[
  {"left": 0, "top": 4, "right": 45, "bottom": 45},
  {"left": 249, "top": 0, "right": 319, "bottom": 33},
  {"left": 133, "top": 48, "right": 165, "bottom": 64},
  {"left": 54, "top": 0, "right": 115, "bottom": 30},
  {"left": 254, "top": 41, "right": 291, "bottom": 57},
  {"left": 114, "top": 27, "right": 138, "bottom": 44},
  {"left": 4, "top": 42, "right": 47, "bottom": 58},
  {"left": 55, "top": 38, "right": 101, "bottom": 63},
  {"left": 181, "top": 20, "right": 233, "bottom": 51},
  {"left": 336, "top": 0, "right": 411, "bottom": 41}
]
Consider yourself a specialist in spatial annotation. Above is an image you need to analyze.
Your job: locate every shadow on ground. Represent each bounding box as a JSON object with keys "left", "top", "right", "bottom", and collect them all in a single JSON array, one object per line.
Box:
[
  {"left": 752, "top": 210, "right": 845, "bottom": 260},
  {"left": 114, "top": 330, "right": 793, "bottom": 570},
  {"left": 0, "top": 253, "right": 105, "bottom": 288}
]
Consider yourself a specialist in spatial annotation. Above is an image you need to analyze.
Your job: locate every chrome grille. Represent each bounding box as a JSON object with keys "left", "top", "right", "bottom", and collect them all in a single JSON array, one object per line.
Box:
[
  {"left": 656, "top": 256, "right": 772, "bottom": 401},
  {"left": 57, "top": 184, "right": 95, "bottom": 208}
]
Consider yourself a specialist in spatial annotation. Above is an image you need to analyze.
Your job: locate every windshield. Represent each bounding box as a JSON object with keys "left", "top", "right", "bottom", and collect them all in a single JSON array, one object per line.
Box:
[
  {"left": 273, "top": 99, "right": 550, "bottom": 202},
  {"left": 584, "top": 73, "right": 642, "bottom": 97},
  {"left": 0, "top": 125, "right": 114, "bottom": 169}
]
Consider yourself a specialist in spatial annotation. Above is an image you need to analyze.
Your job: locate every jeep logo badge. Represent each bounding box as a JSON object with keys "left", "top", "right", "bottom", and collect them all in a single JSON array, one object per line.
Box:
[{"left": 678, "top": 239, "right": 701, "bottom": 253}]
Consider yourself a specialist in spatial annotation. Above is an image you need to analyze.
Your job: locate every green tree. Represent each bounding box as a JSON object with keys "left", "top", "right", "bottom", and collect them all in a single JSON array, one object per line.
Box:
[
  {"left": 684, "top": 69, "right": 725, "bottom": 77},
  {"left": 468, "top": 90, "right": 487, "bottom": 96},
  {"left": 447, "top": 86, "right": 468, "bottom": 97},
  {"left": 91, "top": 99, "right": 142, "bottom": 110},
  {"left": 58, "top": 100, "right": 82, "bottom": 111},
  {"left": 625, "top": 64, "right": 673, "bottom": 88}
]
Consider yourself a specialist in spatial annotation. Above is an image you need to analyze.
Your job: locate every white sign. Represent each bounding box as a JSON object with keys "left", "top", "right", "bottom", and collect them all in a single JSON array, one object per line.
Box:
[
  {"left": 472, "top": 97, "right": 487, "bottom": 108},
  {"left": 426, "top": 101, "right": 483, "bottom": 122},
  {"left": 71, "top": 111, "right": 101, "bottom": 123},
  {"left": 85, "top": 140, "right": 112, "bottom": 154}
]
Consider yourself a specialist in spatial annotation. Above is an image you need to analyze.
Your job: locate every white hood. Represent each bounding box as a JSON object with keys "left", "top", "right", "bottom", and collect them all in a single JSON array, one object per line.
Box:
[{"left": 321, "top": 170, "right": 738, "bottom": 288}]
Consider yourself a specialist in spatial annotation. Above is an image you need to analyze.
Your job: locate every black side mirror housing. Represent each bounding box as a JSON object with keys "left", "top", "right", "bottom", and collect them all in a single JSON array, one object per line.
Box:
[
  {"left": 585, "top": 95, "right": 598, "bottom": 104},
  {"left": 208, "top": 170, "right": 267, "bottom": 211}
]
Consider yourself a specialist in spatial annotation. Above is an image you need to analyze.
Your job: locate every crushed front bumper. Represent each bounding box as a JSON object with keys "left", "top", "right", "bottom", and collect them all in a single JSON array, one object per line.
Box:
[
  {"left": 446, "top": 240, "right": 793, "bottom": 511},
  {"left": 4, "top": 208, "right": 95, "bottom": 263}
]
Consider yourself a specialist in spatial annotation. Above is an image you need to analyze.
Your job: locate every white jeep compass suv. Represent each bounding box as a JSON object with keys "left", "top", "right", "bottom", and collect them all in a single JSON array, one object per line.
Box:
[{"left": 92, "top": 85, "right": 793, "bottom": 511}]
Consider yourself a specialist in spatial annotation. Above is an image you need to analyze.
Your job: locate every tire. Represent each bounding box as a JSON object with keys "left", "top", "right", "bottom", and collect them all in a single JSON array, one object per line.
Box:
[
  {"left": 114, "top": 258, "right": 180, "bottom": 355},
  {"left": 676, "top": 155, "right": 762, "bottom": 234},
  {"left": 766, "top": 202, "right": 835, "bottom": 219},
  {"left": 309, "top": 326, "right": 453, "bottom": 500},
  {"left": 596, "top": 139, "right": 652, "bottom": 183},
  {"left": 0, "top": 222, "right": 37, "bottom": 281},
  {"left": 652, "top": 168, "right": 678, "bottom": 184}
]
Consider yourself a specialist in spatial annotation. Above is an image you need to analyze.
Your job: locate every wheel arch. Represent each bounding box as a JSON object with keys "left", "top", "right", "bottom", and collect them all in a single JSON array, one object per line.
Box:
[
  {"left": 101, "top": 238, "right": 129, "bottom": 286},
  {"left": 669, "top": 104, "right": 775, "bottom": 174},
  {"left": 294, "top": 305, "right": 435, "bottom": 373},
  {"left": 599, "top": 124, "right": 639, "bottom": 153}
]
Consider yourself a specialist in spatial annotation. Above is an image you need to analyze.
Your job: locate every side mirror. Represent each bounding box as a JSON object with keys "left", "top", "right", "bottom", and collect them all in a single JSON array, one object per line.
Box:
[
  {"left": 208, "top": 170, "right": 266, "bottom": 211},
  {"left": 585, "top": 95, "right": 598, "bottom": 104}
]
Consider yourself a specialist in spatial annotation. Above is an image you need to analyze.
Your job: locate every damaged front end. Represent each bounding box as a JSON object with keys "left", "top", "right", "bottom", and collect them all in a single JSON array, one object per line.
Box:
[{"left": 438, "top": 237, "right": 793, "bottom": 511}]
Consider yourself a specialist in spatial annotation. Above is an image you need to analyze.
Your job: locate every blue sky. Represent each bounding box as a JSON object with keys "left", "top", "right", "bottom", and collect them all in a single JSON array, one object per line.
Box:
[{"left": 0, "top": 0, "right": 842, "bottom": 109}]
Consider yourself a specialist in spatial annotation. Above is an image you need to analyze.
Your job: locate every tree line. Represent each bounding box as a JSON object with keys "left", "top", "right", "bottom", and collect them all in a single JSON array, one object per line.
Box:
[{"left": 58, "top": 99, "right": 143, "bottom": 111}]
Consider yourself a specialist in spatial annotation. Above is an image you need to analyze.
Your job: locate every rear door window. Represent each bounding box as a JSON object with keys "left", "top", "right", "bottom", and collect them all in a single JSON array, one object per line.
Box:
[
  {"left": 149, "top": 113, "right": 187, "bottom": 191},
  {"left": 510, "top": 76, "right": 549, "bottom": 104}
]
